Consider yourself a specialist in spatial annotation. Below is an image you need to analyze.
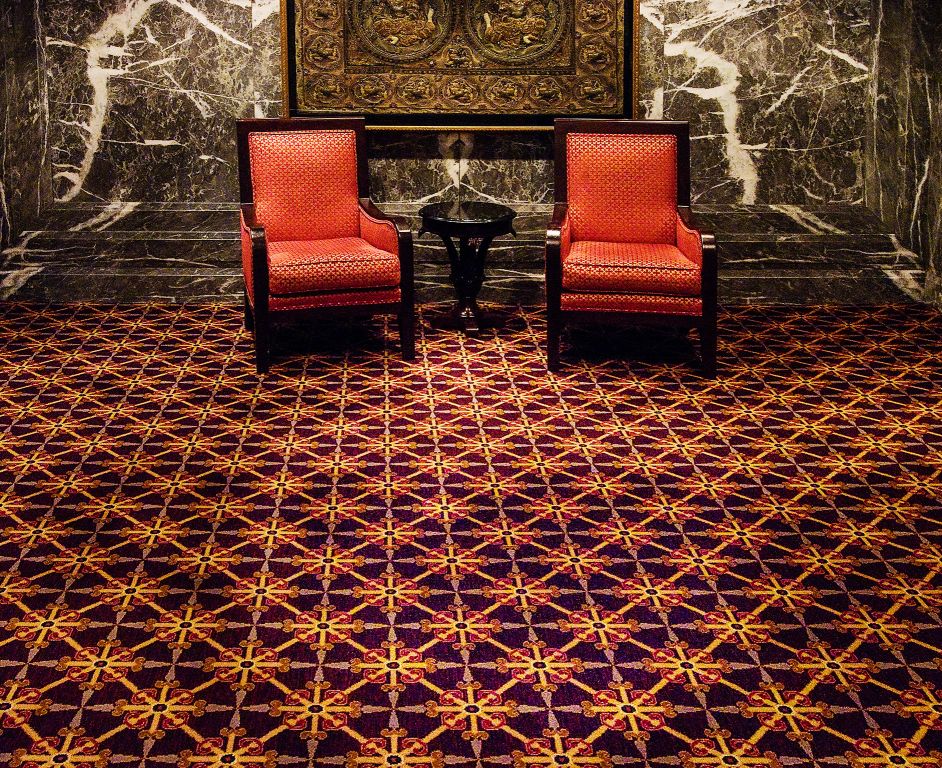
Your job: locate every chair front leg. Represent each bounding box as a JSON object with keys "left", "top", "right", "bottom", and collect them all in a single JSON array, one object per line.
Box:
[
  {"left": 399, "top": 305, "right": 416, "bottom": 362},
  {"left": 254, "top": 311, "right": 270, "bottom": 374},
  {"left": 396, "top": 222, "right": 416, "bottom": 362},
  {"left": 547, "top": 310, "right": 562, "bottom": 373},
  {"left": 248, "top": 217, "right": 271, "bottom": 375},
  {"left": 243, "top": 290, "right": 254, "bottom": 332},
  {"left": 700, "top": 232, "right": 718, "bottom": 378},
  {"left": 545, "top": 205, "right": 567, "bottom": 373},
  {"left": 700, "top": 313, "right": 717, "bottom": 378}
]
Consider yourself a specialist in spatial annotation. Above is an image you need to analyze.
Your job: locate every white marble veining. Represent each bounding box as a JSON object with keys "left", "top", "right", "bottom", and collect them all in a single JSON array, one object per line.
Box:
[
  {"left": 657, "top": 0, "right": 872, "bottom": 204},
  {"left": 41, "top": 0, "right": 281, "bottom": 206}
]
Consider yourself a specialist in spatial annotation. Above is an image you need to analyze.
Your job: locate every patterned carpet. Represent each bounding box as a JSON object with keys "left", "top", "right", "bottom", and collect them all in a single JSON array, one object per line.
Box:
[{"left": 0, "top": 302, "right": 941, "bottom": 768}]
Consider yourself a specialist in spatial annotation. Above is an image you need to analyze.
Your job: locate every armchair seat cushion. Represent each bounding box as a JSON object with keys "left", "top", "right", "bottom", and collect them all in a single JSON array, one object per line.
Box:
[
  {"left": 562, "top": 241, "right": 701, "bottom": 296},
  {"left": 268, "top": 237, "right": 400, "bottom": 296}
]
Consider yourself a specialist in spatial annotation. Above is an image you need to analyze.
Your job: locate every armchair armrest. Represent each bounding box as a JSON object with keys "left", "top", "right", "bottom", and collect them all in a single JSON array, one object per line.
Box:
[
  {"left": 359, "top": 198, "right": 413, "bottom": 294},
  {"left": 359, "top": 198, "right": 407, "bottom": 253},
  {"left": 678, "top": 206, "right": 718, "bottom": 314},
  {"left": 240, "top": 203, "right": 269, "bottom": 309},
  {"left": 546, "top": 203, "right": 571, "bottom": 308}
]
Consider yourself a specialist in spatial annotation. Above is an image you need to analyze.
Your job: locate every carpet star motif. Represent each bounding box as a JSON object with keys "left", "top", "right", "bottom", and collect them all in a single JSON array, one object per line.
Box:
[
  {"left": 112, "top": 680, "right": 206, "bottom": 739},
  {"left": 614, "top": 574, "right": 691, "bottom": 612},
  {"left": 269, "top": 682, "right": 361, "bottom": 740},
  {"left": 204, "top": 641, "right": 290, "bottom": 691},
  {"left": 285, "top": 606, "right": 364, "bottom": 650},
  {"left": 643, "top": 641, "right": 732, "bottom": 692},
  {"left": 351, "top": 641, "right": 436, "bottom": 692},
  {"left": 426, "top": 681, "right": 518, "bottom": 740},
  {"left": 558, "top": 605, "right": 638, "bottom": 650},
  {"left": 0, "top": 680, "right": 51, "bottom": 728},
  {"left": 738, "top": 682, "right": 832, "bottom": 742},
  {"left": 582, "top": 682, "right": 676, "bottom": 741},
  {"left": 56, "top": 641, "right": 144, "bottom": 690},
  {"left": 10, "top": 727, "right": 111, "bottom": 768},
  {"left": 496, "top": 640, "right": 584, "bottom": 692},
  {"left": 7, "top": 605, "right": 90, "bottom": 649},
  {"left": 420, "top": 604, "right": 501, "bottom": 649},
  {"left": 788, "top": 642, "right": 879, "bottom": 692}
]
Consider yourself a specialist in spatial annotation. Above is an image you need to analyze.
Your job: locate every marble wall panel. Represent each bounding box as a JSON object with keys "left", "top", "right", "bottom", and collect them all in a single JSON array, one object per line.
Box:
[
  {"left": 637, "top": 0, "right": 666, "bottom": 118},
  {"left": 917, "top": 2, "right": 942, "bottom": 305},
  {"left": 0, "top": 0, "right": 48, "bottom": 248},
  {"left": 459, "top": 133, "right": 554, "bottom": 206},
  {"left": 43, "top": 0, "right": 279, "bottom": 206},
  {"left": 660, "top": 0, "right": 872, "bottom": 205},
  {"left": 3, "top": 0, "right": 885, "bottom": 217},
  {"left": 367, "top": 133, "right": 460, "bottom": 206},
  {"left": 867, "top": 0, "right": 927, "bottom": 254},
  {"left": 251, "top": 0, "right": 284, "bottom": 118},
  {"left": 867, "top": 0, "right": 942, "bottom": 304}
]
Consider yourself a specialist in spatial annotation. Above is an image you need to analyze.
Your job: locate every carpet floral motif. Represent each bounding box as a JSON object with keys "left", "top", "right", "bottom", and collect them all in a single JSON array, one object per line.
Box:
[{"left": 0, "top": 303, "right": 941, "bottom": 768}]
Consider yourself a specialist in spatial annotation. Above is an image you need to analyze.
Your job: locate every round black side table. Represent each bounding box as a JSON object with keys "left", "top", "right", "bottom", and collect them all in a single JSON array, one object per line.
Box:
[{"left": 418, "top": 201, "right": 516, "bottom": 335}]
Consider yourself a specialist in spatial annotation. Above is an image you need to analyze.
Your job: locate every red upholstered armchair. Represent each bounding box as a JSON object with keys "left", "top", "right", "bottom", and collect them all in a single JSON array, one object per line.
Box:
[
  {"left": 546, "top": 119, "right": 718, "bottom": 375},
  {"left": 237, "top": 118, "right": 414, "bottom": 373}
]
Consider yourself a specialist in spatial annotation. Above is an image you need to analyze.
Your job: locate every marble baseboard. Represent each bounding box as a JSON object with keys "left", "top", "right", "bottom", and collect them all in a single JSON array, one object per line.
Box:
[
  {"left": 0, "top": 202, "right": 927, "bottom": 306},
  {"left": 4, "top": 267, "right": 923, "bottom": 308}
]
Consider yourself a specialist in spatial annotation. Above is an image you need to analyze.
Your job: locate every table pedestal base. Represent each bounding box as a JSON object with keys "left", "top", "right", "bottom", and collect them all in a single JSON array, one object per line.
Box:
[
  {"left": 443, "top": 235, "right": 493, "bottom": 335},
  {"left": 429, "top": 301, "right": 506, "bottom": 336},
  {"left": 418, "top": 202, "right": 517, "bottom": 336}
]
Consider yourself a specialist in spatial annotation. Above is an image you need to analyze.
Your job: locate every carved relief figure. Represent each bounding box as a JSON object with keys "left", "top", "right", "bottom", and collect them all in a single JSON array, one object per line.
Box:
[
  {"left": 295, "top": 0, "right": 623, "bottom": 115},
  {"left": 481, "top": 0, "right": 548, "bottom": 50},
  {"left": 366, "top": 0, "right": 437, "bottom": 49}
]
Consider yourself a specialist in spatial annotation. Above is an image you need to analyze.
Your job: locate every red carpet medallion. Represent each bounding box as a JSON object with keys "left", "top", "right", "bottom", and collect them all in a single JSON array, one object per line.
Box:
[{"left": 0, "top": 303, "right": 940, "bottom": 768}]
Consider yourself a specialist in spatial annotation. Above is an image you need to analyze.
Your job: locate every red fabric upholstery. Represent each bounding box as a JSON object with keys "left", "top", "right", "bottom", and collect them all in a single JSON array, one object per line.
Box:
[
  {"left": 267, "top": 238, "right": 400, "bottom": 296},
  {"left": 360, "top": 208, "right": 400, "bottom": 255},
  {"left": 561, "top": 293, "right": 702, "bottom": 315},
  {"left": 562, "top": 241, "right": 701, "bottom": 296},
  {"left": 559, "top": 209, "right": 572, "bottom": 261},
  {"left": 248, "top": 130, "right": 360, "bottom": 243},
  {"left": 566, "top": 133, "right": 677, "bottom": 244},
  {"left": 677, "top": 216, "right": 703, "bottom": 265},
  {"left": 269, "top": 288, "right": 401, "bottom": 312}
]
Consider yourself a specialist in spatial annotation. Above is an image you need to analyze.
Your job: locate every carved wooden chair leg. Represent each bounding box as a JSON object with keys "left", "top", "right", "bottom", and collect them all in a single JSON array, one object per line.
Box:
[
  {"left": 547, "top": 314, "right": 561, "bottom": 372},
  {"left": 400, "top": 306, "right": 416, "bottom": 361},
  {"left": 243, "top": 291, "right": 254, "bottom": 332},
  {"left": 254, "top": 312, "right": 270, "bottom": 374},
  {"left": 700, "top": 317, "right": 717, "bottom": 378}
]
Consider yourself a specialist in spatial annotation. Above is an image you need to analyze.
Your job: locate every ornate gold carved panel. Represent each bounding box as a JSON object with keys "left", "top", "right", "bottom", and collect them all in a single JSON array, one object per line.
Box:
[{"left": 286, "top": 0, "right": 631, "bottom": 119}]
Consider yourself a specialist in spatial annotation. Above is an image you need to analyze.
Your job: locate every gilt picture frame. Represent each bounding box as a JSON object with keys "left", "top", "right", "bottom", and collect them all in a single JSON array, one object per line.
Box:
[{"left": 280, "top": 0, "right": 639, "bottom": 129}]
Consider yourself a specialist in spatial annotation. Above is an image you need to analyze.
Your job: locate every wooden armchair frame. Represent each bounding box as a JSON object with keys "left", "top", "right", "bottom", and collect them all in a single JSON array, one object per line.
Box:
[
  {"left": 236, "top": 117, "right": 415, "bottom": 373},
  {"left": 546, "top": 119, "right": 718, "bottom": 376}
]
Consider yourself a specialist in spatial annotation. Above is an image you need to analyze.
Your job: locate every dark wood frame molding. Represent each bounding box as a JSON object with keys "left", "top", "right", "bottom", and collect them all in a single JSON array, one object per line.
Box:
[
  {"left": 546, "top": 118, "right": 718, "bottom": 376},
  {"left": 236, "top": 117, "right": 415, "bottom": 373}
]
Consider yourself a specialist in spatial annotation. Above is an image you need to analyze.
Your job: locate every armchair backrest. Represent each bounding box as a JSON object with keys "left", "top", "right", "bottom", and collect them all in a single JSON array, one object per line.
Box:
[
  {"left": 237, "top": 118, "right": 368, "bottom": 242},
  {"left": 554, "top": 119, "right": 690, "bottom": 245}
]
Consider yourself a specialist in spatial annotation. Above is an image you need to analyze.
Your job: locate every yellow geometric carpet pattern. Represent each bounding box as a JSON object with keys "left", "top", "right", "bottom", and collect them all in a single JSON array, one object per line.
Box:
[{"left": 0, "top": 303, "right": 940, "bottom": 768}]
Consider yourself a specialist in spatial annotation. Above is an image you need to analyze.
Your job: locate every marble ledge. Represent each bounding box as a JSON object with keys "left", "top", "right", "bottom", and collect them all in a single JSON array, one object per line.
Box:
[{"left": 2, "top": 264, "right": 925, "bottom": 307}]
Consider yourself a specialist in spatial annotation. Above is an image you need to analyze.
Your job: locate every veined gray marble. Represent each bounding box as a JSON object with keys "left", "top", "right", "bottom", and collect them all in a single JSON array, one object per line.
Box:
[
  {"left": 367, "top": 133, "right": 459, "bottom": 205},
  {"left": 867, "top": 0, "right": 942, "bottom": 306},
  {"left": 657, "top": 0, "right": 872, "bottom": 205},
  {"left": 0, "top": 0, "right": 48, "bottom": 249},
  {"left": 928, "top": 67, "right": 942, "bottom": 306},
  {"left": 44, "top": 0, "right": 279, "bottom": 206},
  {"left": 1, "top": 0, "right": 939, "bottom": 308},
  {"left": 9, "top": 0, "right": 882, "bottom": 214}
]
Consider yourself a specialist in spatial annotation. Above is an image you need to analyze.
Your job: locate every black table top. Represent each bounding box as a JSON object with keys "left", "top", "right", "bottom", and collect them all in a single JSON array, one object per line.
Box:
[{"left": 419, "top": 201, "right": 516, "bottom": 225}]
